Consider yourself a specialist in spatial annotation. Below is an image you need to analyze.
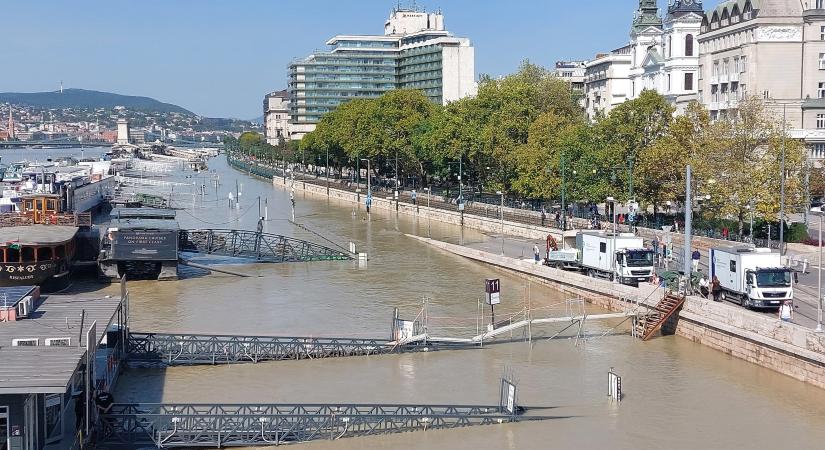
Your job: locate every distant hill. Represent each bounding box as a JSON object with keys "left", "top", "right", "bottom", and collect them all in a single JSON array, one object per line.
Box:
[
  {"left": 250, "top": 115, "right": 264, "bottom": 124},
  {"left": 0, "top": 88, "right": 195, "bottom": 115}
]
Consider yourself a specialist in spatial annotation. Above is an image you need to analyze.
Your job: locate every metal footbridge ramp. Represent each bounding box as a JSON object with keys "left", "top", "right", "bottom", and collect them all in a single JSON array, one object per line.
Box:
[
  {"left": 126, "top": 333, "right": 451, "bottom": 366},
  {"left": 178, "top": 229, "right": 353, "bottom": 262},
  {"left": 100, "top": 380, "right": 551, "bottom": 447}
]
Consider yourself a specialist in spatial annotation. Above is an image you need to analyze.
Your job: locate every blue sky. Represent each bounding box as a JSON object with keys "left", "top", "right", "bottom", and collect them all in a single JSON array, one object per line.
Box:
[{"left": 2, "top": 0, "right": 672, "bottom": 119}]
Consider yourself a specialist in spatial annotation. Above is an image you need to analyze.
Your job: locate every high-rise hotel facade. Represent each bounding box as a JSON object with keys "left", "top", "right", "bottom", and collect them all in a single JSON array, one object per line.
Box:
[{"left": 286, "top": 7, "right": 476, "bottom": 139}]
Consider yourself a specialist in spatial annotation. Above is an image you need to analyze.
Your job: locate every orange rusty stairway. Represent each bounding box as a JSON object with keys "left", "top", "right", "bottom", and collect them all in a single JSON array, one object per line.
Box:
[{"left": 636, "top": 293, "right": 686, "bottom": 341}]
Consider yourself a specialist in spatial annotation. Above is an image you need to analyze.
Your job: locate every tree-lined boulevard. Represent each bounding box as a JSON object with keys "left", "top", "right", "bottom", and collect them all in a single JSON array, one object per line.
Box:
[{"left": 228, "top": 62, "right": 808, "bottom": 240}]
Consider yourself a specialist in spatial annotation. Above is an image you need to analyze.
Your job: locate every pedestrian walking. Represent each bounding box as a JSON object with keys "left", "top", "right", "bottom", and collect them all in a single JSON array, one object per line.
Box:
[
  {"left": 692, "top": 249, "right": 701, "bottom": 273},
  {"left": 533, "top": 244, "right": 540, "bottom": 264},
  {"left": 779, "top": 300, "right": 793, "bottom": 322},
  {"left": 711, "top": 276, "right": 722, "bottom": 302},
  {"left": 541, "top": 208, "right": 547, "bottom": 227},
  {"left": 411, "top": 189, "right": 417, "bottom": 206}
]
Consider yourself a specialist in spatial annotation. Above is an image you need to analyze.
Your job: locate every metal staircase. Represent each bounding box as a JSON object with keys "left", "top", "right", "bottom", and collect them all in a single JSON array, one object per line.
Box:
[{"left": 635, "top": 293, "right": 686, "bottom": 341}]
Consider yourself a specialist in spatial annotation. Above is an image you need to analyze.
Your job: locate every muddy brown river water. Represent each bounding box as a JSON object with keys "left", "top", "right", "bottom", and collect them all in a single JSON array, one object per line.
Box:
[{"left": 42, "top": 153, "right": 822, "bottom": 449}]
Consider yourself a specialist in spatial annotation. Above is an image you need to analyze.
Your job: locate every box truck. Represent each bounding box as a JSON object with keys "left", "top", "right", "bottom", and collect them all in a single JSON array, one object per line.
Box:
[
  {"left": 546, "top": 230, "right": 654, "bottom": 286},
  {"left": 710, "top": 246, "right": 793, "bottom": 309}
]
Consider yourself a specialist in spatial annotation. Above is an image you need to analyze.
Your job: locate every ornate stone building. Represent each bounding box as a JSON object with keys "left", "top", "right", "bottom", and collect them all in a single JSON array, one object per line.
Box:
[
  {"left": 628, "top": 0, "right": 703, "bottom": 113},
  {"left": 585, "top": 0, "right": 703, "bottom": 119},
  {"left": 697, "top": 0, "right": 825, "bottom": 161}
]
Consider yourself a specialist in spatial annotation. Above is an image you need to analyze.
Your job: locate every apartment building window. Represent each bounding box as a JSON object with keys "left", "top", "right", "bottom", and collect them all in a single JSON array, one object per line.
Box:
[
  {"left": 818, "top": 0, "right": 824, "bottom": 9},
  {"left": 733, "top": 56, "right": 740, "bottom": 73},
  {"left": 820, "top": 53, "right": 825, "bottom": 70},
  {"left": 684, "top": 73, "right": 694, "bottom": 91},
  {"left": 814, "top": 144, "right": 825, "bottom": 159},
  {"left": 685, "top": 34, "right": 694, "bottom": 56},
  {"left": 741, "top": 56, "right": 747, "bottom": 72},
  {"left": 713, "top": 61, "right": 719, "bottom": 78},
  {"left": 821, "top": 26, "right": 825, "bottom": 40},
  {"left": 820, "top": 82, "right": 825, "bottom": 98},
  {"left": 711, "top": 85, "right": 719, "bottom": 102},
  {"left": 731, "top": 82, "right": 739, "bottom": 99},
  {"left": 818, "top": 114, "right": 825, "bottom": 129},
  {"left": 667, "top": 74, "right": 672, "bottom": 91}
]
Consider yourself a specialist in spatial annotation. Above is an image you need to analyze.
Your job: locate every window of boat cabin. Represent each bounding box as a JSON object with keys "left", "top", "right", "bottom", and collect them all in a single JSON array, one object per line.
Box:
[
  {"left": 6, "top": 247, "right": 19, "bottom": 262},
  {"left": 24, "top": 200, "right": 33, "bottom": 212},
  {"left": 35, "top": 199, "right": 43, "bottom": 211},
  {"left": 37, "top": 247, "right": 52, "bottom": 261},
  {"left": 46, "top": 198, "right": 57, "bottom": 211},
  {"left": 21, "top": 247, "right": 34, "bottom": 262}
]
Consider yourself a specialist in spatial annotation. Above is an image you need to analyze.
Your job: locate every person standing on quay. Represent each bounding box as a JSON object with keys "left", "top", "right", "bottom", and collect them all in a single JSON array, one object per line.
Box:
[
  {"left": 779, "top": 300, "right": 793, "bottom": 323},
  {"left": 692, "top": 249, "right": 701, "bottom": 273},
  {"left": 711, "top": 276, "right": 722, "bottom": 302},
  {"left": 533, "top": 243, "right": 540, "bottom": 264}
]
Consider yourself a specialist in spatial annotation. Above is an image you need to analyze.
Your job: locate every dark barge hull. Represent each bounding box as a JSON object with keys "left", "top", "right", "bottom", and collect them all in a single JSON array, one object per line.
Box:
[{"left": 0, "top": 260, "right": 71, "bottom": 292}]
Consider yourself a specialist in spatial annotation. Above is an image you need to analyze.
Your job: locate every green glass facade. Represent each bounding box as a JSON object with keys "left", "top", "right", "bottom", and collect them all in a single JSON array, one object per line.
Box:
[{"left": 289, "top": 36, "right": 448, "bottom": 125}]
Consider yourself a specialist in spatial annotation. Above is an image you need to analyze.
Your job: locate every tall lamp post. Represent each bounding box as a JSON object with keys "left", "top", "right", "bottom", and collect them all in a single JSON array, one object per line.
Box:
[
  {"left": 497, "top": 190, "right": 505, "bottom": 255},
  {"left": 811, "top": 207, "right": 824, "bottom": 332},
  {"left": 767, "top": 99, "right": 791, "bottom": 255},
  {"left": 361, "top": 158, "right": 371, "bottom": 216},
  {"left": 607, "top": 196, "right": 617, "bottom": 279},
  {"left": 424, "top": 187, "right": 431, "bottom": 238},
  {"left": 325, "top": 147, "right": 330, "bottom": 196}
]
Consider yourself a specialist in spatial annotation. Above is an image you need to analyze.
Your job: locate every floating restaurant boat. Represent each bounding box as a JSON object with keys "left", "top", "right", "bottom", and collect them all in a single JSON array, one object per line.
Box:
[{"left": 0, "top": 224, "right": 77, "bottom": 290}]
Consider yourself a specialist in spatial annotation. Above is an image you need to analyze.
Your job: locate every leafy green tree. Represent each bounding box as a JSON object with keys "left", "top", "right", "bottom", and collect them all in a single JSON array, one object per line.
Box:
[{"left": 697, "top": 96, "right": 807, "bottom": 235}]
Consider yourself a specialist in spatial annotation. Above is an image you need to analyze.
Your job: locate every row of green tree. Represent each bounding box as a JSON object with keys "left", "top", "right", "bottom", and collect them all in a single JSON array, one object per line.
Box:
[{"left": 231, "top": 61, "right": 807, "bottom": 236}]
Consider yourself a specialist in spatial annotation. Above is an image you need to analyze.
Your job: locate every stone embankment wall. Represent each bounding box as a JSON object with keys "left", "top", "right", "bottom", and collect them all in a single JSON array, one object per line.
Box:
[
  {"left": 407, "top": 235, "right": 825, "bottom": 389},
  {"left": 273, "top": 177, "right": 552, "bottom": 240}
]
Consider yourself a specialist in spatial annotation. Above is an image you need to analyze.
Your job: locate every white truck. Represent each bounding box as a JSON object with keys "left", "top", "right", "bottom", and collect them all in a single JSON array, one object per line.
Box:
[
  {"left": 710, "top": 246, "right": 793, "bottom": 309},
  {"left": 545, "top": 230, "right": 654, "bottom": 286}
]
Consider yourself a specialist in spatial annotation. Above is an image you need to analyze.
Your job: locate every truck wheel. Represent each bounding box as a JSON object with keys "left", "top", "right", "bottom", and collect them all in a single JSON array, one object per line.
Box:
[
  {"left": 588, "top": 269, "right": 595, "bottom": 278},
  {"left": 740, "top": 295, "right": 748, "bottom": 308}
]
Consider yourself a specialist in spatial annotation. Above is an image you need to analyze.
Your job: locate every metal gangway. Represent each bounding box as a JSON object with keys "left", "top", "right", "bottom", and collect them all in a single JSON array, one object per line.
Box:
[
  {"left": 100, "top": 379, "right": 548, "bottom": 447},
  {"left": 179, "top": 229, "right": 353, "bottom": 262},
  {"left": 126, "top": 333, "right": 447, "bottom": 366}
]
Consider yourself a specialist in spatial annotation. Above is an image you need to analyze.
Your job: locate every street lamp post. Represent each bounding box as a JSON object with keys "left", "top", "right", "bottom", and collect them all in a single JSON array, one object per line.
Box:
[
  {"left": 424, "top": 187, "right": 431, "bottom": 238},
  {"left": 608, "top": 196, "right": 617, "bottom": 280},
  {"left": 497, "top": 190, "right": 505, "bottom": 255},
  {"left": 326, "top": 147, "right": 330, "bottom": 196},
  {"left": 779, "top": 103, "right": 786, "bottom": 255},
  {"left": 361, "top": 158, "right": 371, "bottom": 216},
  {"left": 812, "top": 207, "right": 824, "bottom": 332}
]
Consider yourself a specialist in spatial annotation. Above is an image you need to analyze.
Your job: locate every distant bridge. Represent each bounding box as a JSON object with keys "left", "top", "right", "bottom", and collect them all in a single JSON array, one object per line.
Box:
[
  {"left": 179, "top": 229, "right": 353, "bottom": 262},
  {"left": 0, "top": 138, "right": 106, "bottom": 148}
]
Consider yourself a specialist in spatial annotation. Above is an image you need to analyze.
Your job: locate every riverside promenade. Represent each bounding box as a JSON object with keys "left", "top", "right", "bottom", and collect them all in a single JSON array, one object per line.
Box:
[{"left": 270, "top": 170, "right": 825, "bottom": 390}]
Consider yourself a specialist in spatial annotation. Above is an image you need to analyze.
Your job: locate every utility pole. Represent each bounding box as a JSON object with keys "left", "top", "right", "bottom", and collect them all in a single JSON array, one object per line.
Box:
[
  {"left": 498, "top": 191, "right": 505, "bottom": 255},
  {"left": 561, "top": 153, "right": 566, "bottom": 221},
  {"left": 684, "top": 165, "right": 693, "bottom": 280},
  {"left": 779, "top": 103, "right": 786, "bottom": 256},
  {"left": 326, "top": 147, "right": 330, "bottom": 196}
]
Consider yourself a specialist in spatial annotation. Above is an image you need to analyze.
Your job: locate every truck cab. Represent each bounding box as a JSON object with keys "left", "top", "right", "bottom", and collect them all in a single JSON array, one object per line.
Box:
[
  {"left": 615, "top": 248, "right": 655, "bottom": 286},
  {"left": 743, "top": 267, "right": 793, "bottom": 308}
]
